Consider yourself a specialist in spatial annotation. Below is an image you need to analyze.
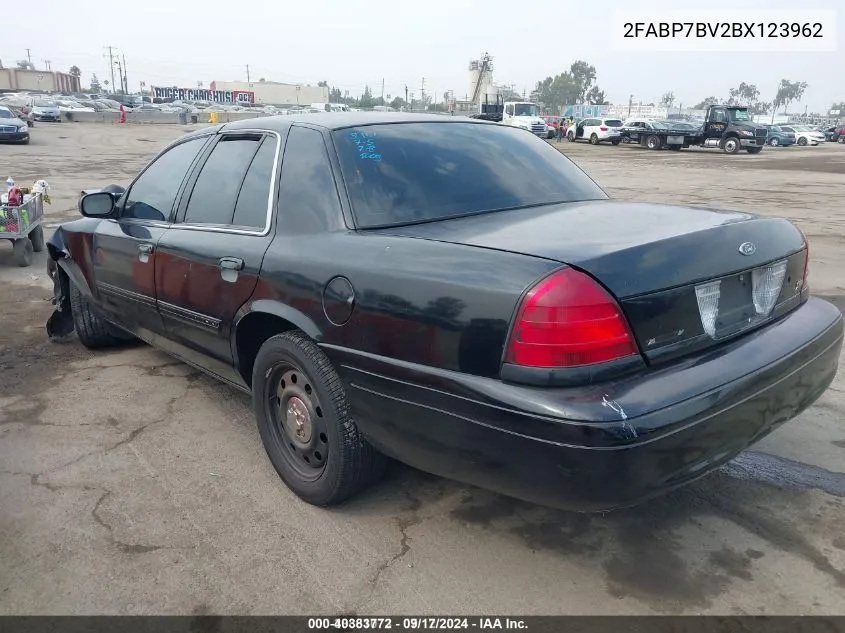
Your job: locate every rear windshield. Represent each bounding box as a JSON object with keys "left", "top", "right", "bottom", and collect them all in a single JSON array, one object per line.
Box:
[
  {"left": 604, "top": 119, "right": 623, "bottom": 127},
  {"left": 332, "top": 122, "right": 607, "bottom": 228}
]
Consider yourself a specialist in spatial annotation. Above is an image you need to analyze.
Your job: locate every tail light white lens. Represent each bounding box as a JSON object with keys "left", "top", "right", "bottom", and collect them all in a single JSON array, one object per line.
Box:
[
  {"left": 505, "top": 268, "right": 638, "bottom": 368},
  {"left": 752, "top": 259, "right": 787, "bottom": 316},
  {"left": 695, "top": 280, "right": 721, "bottom": 338}
]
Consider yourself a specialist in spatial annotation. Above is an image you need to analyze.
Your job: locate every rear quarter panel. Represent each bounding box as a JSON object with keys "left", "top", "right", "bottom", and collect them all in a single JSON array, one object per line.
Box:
[{"left": 251, "top": 232, "right": 558, "bottom": 378}]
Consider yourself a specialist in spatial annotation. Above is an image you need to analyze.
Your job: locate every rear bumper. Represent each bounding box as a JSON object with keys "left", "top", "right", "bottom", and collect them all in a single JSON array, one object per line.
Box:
[{"left": 327, "top": 297, "right": 843, "bottom": 511}]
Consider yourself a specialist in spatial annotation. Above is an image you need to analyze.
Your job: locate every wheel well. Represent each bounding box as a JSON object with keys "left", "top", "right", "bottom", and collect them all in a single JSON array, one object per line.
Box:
[{"left": 235, "top": 312, "right": 298, "bottom": 387}]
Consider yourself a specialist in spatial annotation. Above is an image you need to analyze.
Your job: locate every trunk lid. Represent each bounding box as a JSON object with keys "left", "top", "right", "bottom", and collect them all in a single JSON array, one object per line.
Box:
[{"left": 376, "top": 201, "right": 808, "bottom": 363}]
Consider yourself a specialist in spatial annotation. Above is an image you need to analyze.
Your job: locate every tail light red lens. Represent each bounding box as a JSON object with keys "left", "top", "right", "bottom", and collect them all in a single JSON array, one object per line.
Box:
[
  {"left": 505, "top": 268, "right": 639, "bottom": 368},
  {"left": 600, "top": 126, "right": 608, "bottom": 131}
]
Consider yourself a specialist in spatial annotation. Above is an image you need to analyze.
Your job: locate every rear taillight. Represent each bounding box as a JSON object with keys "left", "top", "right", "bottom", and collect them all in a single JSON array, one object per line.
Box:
[
  {"left": 797, "top": 227, "right": 810, "bottom": 290},
  {"left": 505, "top": 268, "right": 639, "bottom": 368},
  {"left": 600, "top": 126, "right": 608, "bottom": 131}
]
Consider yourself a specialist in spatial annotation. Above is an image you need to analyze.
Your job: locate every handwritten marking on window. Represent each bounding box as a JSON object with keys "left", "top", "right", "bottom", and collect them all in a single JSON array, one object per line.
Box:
[{"left": 349, "top": 131, "right": 382, "bottom": 161}]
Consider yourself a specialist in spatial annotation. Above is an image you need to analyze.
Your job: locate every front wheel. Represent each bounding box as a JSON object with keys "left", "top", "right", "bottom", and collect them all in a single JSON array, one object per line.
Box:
[
  {"left": 69, "top": 283, "right": 134, "bottom": 348},
  {"left": 798, "top": 137, "right": 808, "bottom": 146},
  {"left": 746, "top": 146, "right": 763, "bottom": 154},
  {"left": 589, "top": 133, "right": 599, "bottom": 145},
  {"left": 646, "top": 135, "right": 662, "bottom": 150},
  {"left": 769, "top": 138, "right": 779, "bottom": 146},
  {"left": 722, "top": 137, "right": 741, "bottom": 154},
  {"left": 252, "top": 330, "right": 386, "bottom": 506}
]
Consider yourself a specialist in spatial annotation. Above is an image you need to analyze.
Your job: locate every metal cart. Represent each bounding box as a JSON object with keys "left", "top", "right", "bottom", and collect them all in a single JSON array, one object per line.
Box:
[{"left": 1, "top": 192, "right": 45, "bottom": 267}]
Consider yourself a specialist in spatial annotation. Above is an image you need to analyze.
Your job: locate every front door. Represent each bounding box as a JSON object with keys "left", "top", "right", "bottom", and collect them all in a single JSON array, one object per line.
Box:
[
  {"left": 155, "top": 131, "right": 282, "bottom": 385},
  {"left": 92, "top": 135, "right": 211, "bottom": 340},
  {"left": 705, "top": 108, "right": 728, "bottom": 140}
]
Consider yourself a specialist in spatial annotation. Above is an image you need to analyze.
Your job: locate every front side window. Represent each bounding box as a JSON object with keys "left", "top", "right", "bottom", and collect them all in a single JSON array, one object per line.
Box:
[
  {"left": 123, "top": 137, "right": 207, "bottom": 221},
  {"left": 333, "top": 122, "right": 607, "bottom": 229}
]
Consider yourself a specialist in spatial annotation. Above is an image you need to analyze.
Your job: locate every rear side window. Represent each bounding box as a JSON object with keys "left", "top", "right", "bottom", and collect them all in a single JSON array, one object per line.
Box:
[
  {"left": 184, "top": 136, "right": 263, "bottom": 226},
  {"left": 332, "top": 122, "right": 607, "bottom": 229},
  {"left": 276, "top": 126, "right": 344, "bottom": 234},
  {"left": 604, "top": 120, "right": 623, "bottom": 127},
  {"left": 124, "top": 137, "right": 207, "bottom": 221},
  {"left": 232, "top": 138, "right": 277, "bottom": 229}
]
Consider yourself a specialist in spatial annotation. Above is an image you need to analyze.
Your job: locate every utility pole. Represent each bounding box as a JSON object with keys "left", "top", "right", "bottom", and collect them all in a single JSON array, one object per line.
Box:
[
  {"left": 405, "top": 85, "right": 408, "bottom": 108},
  {"left": 420, "top": 77, "right": 425, "bottom": 109},
  {"left": 381, "top": 78, "right": 384, "bottom": 104},
  {"left": 105, "top": 46, "right": 117, "bottom": 94},
  {"left": 122, "top": 54, "right": 128, "bottom": 93},
  {"left": 25, "top": 49, "right": 32, "bottom": 64},
  {"left": 44, "top": 60, "right": 51, "bottom": 71},
  {"left": 246, "top": 64, "right": 251, "bottom": 84},
  {"left": 627, "top": 94, "right": 633, "bottom": 117}
]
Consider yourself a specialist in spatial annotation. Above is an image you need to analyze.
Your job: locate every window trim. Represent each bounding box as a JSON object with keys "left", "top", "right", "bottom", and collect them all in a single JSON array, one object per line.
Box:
[
  {"left": 116, "top": 133, "right": 215, "bottom": 226},
  {"left": 171, "top": 129, "right": 283, "bottom": 236}
]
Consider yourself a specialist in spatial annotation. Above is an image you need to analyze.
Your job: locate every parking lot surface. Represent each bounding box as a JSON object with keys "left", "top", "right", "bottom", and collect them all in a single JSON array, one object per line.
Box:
[{"left": 1, "top": 123, "right": 844, "bottom": 615}]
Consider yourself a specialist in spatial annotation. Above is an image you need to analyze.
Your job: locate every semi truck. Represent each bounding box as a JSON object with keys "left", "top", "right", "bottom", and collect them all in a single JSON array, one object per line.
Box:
[{"left": 621, "top": 105, "right": 768, "bottom": 154}]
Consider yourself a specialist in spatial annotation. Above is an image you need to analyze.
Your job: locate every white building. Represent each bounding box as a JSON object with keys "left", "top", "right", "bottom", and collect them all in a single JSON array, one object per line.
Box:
[
  {"left": 606, "top": 103, "right": 668, "bottom": 119},
  {"left": 209, "top": 79, "right": 328, "bottom": 106}
]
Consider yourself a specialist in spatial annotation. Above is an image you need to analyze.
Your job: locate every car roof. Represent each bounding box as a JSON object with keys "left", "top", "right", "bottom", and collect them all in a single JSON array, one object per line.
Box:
[{"left": 218, "top": 112, "right": 490, "bottom": 133}]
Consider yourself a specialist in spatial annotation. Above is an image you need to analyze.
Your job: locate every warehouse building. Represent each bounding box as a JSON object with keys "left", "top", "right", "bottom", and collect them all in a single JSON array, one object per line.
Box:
[
  {"left": 209, "top": 79, "right": 328, "bottom": 106},
  {"left": 0, "top": 67, "right": 81, "bottom": 93}
]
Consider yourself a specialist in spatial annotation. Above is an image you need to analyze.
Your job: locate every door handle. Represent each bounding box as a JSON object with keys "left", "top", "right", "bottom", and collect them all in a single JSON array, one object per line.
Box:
[
  {"left": 219, "top": 257, "right": 244, "bottom": 271},
  {"left": 138, "top": 242, "right": 153, "bottom": 263}
]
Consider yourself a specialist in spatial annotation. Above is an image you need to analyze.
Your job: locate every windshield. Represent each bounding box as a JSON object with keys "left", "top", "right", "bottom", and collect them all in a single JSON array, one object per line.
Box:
[
  {"left": 333, "top": 122, "right": 607, "bottom": 229},
  {"left": 770, "top": 126, "right": 783, "bottom": 132},
  {"left": 35, "top": 100, "right": 56, "bottom": 107},
  {"left": 727, "top": 109, "right": 751, "bottom": 122},
  {"left": 0, "top": 110, "right": 13, "bottom": 119},
  {"left": 604, "top": 119, "right": 623, "bottom": 127},
  {"left": 513, "top": 103, "right": 539, "bottom": 117}
]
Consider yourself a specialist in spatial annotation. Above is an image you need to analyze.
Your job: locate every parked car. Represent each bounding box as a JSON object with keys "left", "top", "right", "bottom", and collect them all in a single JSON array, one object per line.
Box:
[
  {"left": 763, "top": 125, "right": 797, "bottom": 147},
  {"left": 780, "top": 125, "right": 825, "bottom": 146},
  {"left": 0, "top": 106, "right": 30, "bottom": 144},
  {"left": 567, "top": 116, "right": 624, "bottom": 144},
  {"left": 45, "top": 114, "right": 842, "bottom": 512},
  {"left": 823, "top": 125, "right": 845, "bottom": 142},
  {"left": 29, "top": 99, "right": 61, "bottom": 122}
]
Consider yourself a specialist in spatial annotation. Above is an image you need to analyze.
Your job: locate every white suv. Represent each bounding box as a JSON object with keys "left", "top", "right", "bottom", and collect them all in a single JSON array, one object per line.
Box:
[{"left": 568, "top": 117, "right": 624, "bottom": 145}]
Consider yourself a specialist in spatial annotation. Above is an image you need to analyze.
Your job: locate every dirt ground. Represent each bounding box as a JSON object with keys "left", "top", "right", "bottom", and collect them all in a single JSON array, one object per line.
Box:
[{"left": 1, "top": 122, "right": 844, "bottom": 616}]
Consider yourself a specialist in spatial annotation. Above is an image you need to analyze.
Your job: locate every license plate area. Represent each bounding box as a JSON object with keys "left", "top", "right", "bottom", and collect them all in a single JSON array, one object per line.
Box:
[{"left": 711, "top": 273, "right": 755, "bottom": 336}]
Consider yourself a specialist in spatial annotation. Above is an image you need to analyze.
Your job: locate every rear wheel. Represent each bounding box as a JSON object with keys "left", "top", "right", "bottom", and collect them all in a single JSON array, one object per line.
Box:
[
  {"left": 646, "top": 135, "right": 662, "bottom": 150},
  {"left": 69, "top": 283, "right": 134, "bottom": 349},
  {"left": 746, "top": 146, "right": 763, "bottom": 154},
  {"left": 798, "top": 137, "right": 808, "bottom": 146},
  {"left": 12, "top": 239, "right": 33, "bottom": 267},
  {"left": 668, "top": 145, "right": 682, "bottom": 150},
  {"left": 589, "top": 133, "right": 599, "bottom": 145},
  {"left": 252, "top": 330, "right": 386, "bottom": 506},
  {"left": 611, "top": 139, "right": 621, "bottom": 146},
  {"left": 29, "top": 225, "right": 45, "bottom": 252},
  {"left": 722, "top": 137, "right": 741, "bottom": 154}
]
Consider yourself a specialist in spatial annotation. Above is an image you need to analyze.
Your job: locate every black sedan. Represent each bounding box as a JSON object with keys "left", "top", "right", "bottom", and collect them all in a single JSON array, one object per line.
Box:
[
  {"left": 45, "top": 113, "right": 842, "bottom": 512},
  {"left": 0, "top": 106, "right": 30, "bottom": 143}
]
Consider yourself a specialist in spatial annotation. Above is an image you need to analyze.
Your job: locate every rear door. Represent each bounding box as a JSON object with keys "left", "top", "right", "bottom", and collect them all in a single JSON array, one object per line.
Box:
[
  {"left": 154, "top": 129, "right": 283, "bottom": 384},
  {"left": 91, "top": 135, "right": 210, "bottom": 339}
]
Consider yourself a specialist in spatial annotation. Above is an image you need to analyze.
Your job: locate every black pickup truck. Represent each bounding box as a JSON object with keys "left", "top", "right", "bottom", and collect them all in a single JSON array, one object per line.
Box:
[{"left": 621, "top": 105, "right": 768, "bottom": 154}]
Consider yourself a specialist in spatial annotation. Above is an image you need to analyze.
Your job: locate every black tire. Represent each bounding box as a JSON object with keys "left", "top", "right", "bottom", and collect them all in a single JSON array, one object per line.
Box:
[
  {"left": 722, "top": 137, "right": 741, "bottom": 154},
  {"left": 769, "top": 138, "right": 779, "bottom": 146},
  {"left": 611, "top": 139, "right": 621, "bottom": 146},
  {"left": 646, "top": 135, "right": 662, "bottom": 150},
  {"left": 746, "top": 147, "right": 763, "bottom": 154},
  {"left": 668, "top": 145, "right": 682, "bottom": 150},
  {"left": 21, "top": 137, "right": 30, "bottom": 145},
  {"left": 589, "top": 133, "right": 599, "bottom": 145},
  {"left": 12, "top": 239, "right": 33, "bottom": 267},
  {"left": 252, "top": 330, "right": 385, "bottom": 506},
  {"left": 69, "top": 283, "right": 133, "bottom": 349},
  {"left": 797, "top": 137, "right": 807, "bottom": 146},
  {"left": 29, "top": 224, "right": 45, "bottom": 252}
]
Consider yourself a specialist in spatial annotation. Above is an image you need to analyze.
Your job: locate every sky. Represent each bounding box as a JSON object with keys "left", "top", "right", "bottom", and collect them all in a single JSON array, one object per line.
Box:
[{"left": 4, "top": 0, "right": 842, "bottom": 113}]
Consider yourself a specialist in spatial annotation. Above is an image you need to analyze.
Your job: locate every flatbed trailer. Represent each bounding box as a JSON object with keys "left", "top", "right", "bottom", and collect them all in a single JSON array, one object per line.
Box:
[{"left": 621, "top": 105, "right": 768, "bottom": 155}]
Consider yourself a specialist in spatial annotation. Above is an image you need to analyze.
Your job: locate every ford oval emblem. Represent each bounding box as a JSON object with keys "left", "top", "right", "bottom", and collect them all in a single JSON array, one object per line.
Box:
[{"left": 738, "top": 242, "right": 756, "bottom": 256}]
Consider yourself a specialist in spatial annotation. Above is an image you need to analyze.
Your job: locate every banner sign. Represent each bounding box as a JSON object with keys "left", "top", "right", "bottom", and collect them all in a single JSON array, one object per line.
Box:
[{"left": 151, "top": 86, "right": 255, "bottom": 104}]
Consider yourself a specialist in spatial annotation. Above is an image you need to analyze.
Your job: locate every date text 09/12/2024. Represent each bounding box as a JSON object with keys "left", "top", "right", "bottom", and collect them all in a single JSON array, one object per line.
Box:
[{"left": 307, "top": 617, "right": 527, "bottom": 630}]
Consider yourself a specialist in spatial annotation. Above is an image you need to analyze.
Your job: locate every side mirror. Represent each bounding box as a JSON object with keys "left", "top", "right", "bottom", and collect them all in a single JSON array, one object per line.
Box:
[{"left": 79, "top": 191, "right": 116, "bottom": 218}]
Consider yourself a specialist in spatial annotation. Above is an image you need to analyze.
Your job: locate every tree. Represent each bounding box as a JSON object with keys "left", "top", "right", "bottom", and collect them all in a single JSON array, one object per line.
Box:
[
  {"left": 585, "top": 86, "right": 608, "bottom": 105},
  {"left": 317, "top": 80, "right": 328, "bottom": 87},
  {"left": 725, "top": 82, "right": 770, "bottom": 115},
  {"left": 693, "top": 96, "right": 720, "bottom": 109},
  {"left": 773, "top": 79, "right": 809, "bottom": 114},
  {"left": 90, "top": 74, "right": 102, "bottom": 93},
  {"left": 69, "top": 65, "right": 81, "bottom": 77},
  {"left": 390, "top": 96, "right": 406, "bottom": 110},
  {"left": 329, "top": 87, "right": 343, "bottom": 103},
  {"left": 660, "top": 91, "right": 675, "bottom": 108},
  {"left": 16, "top": 60, "right": 35, "bottom": 70},
  {"left": 357, "top": 85, "right": 376, "bottom": 109},
  {"left": 569, "top": 60, "right": 596, "bottom": 103},
  {"left": 534, "top": 73, "right": 579, "bottom": 110}
]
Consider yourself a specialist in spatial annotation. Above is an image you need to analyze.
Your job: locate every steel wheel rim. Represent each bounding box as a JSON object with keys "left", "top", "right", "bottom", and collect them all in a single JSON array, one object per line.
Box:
[
  {"left": 265, "top": 362, "right": 329, "bottom": 480},
  {"left": 725, "top": 139, "right": 737, "bottom": 152}
]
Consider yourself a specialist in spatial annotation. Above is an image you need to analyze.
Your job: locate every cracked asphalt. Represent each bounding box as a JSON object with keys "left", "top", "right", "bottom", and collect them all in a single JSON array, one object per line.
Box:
[{"left": 1, "top": 123, "right": 844, "bottom": 615}]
